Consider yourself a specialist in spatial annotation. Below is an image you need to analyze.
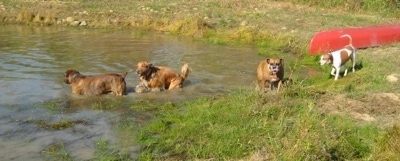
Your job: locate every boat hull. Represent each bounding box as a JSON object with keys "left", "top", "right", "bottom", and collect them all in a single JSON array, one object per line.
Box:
[{"left": 309, "top": 24, "right": 400, "bottom": 55}]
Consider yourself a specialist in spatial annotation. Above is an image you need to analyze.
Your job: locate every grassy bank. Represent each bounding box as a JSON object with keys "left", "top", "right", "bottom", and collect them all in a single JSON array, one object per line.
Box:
[
  {"left": 137, "top": 90, "right": 379, "bottom": 160},
  {"left": 0, "top": 0, "right": 398, "bottom": 55},
  {"left": 136, "top": 43, "right": 400, "bottom": 160},
  {"left": 1, "top": 0, "right": 400, "bottom": 160},
  {"left": 283, "top": 0, "right": 400, "bottom": 18}
]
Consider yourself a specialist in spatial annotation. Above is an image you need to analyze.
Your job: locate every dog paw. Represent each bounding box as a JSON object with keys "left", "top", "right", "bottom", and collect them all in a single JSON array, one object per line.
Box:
[
  {"left": 150, "top": 88, "right": 163, "bottom": 92},
  {"left": 135, "top": 85, "right": 149, "bottom": 93}
]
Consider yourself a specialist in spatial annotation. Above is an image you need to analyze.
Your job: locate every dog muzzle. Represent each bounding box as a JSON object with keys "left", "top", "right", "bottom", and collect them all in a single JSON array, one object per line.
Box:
[{"left": 269, "top": 65, "right": 279, "bottom": 74}]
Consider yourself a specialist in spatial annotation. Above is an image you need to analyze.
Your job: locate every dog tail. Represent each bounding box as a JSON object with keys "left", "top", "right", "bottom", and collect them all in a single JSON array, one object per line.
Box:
[
  {"left": 121, "top": 72, "right": 128, "bottom": 78},
  {"left": 341, "top": 34, "right": 356, "bottom": 52},
  {"left": 180, "top": 63, "right": 190, "bottom": 80},
  {"left": 340, "top": 34, "right": 353, "bottom": 46}
]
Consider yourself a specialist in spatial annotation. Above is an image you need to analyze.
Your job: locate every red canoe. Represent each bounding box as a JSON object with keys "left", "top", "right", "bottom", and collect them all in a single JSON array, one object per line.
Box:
[{"left": 309, "top": 24, "right": 400, "bottom": 55}]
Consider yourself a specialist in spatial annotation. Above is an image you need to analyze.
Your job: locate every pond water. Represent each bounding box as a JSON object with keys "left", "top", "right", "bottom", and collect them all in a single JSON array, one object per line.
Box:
[{"left": 0, "top": 25, "right": 266, "bottom": 160}]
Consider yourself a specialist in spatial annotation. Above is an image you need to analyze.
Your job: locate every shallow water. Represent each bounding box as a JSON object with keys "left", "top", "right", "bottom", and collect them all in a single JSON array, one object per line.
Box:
[{"left": 0, "top": 25, "right": 265, "bottom": 160}]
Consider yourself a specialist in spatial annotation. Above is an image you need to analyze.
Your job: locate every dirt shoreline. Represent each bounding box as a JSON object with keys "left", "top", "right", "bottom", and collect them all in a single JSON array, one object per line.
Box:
[{"left": 1, "top": 1, "right": 398, "bottom": 48}]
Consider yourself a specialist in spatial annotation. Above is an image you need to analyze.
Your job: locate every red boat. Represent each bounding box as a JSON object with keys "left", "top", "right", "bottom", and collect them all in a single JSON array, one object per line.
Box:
[{"left": 309, "top": 24, "right": 400, "bottom": 55}]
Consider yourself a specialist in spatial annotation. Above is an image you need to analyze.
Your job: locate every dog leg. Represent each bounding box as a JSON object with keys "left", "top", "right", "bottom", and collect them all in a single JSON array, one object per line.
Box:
[
  {"left": 168, "top": 78, "right": 182, "bottom": 90},
  {"left": 344, "top": 68, "right": 348, "bottom": 77},
  {"left": 352, "top": 54, "right": 356, "bottom": 73},
  {"left": 261, "top": 80, "right": 266, "bottom": 93},
  {"left": 265, "top": 81, "right": 274, "bottom": 92},
  {"left": 330, "top": 68, "right": 336, "bottom": 76},
  {"left": 113, "top": 85, "right": 125, "bottom": 96},
  {"left": 276, "top": 80, "right": 282, "bottom": 93},
  {"left": 334, "top": 67, "right": 340, "bottom": 80},
  {"left": 257, "top": 80, "right": 262, "bottom": 91},
  {"left": 259, "top": 79, "right": 266, "bottom": 93},
  {"left": 269, "top": 81, "right": 273, "bottom": 90}
]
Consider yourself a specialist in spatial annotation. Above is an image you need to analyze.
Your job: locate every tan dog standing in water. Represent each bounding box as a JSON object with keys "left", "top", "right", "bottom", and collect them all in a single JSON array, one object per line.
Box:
[
  {"left": 64, "top": 69, "right": 128, "bottom": 96},
  {"left": 135, "top": 61, "right": 190, "bottom": 93},
  {"left": 257, "top": 58, "right": 284, "bottom": 93}
]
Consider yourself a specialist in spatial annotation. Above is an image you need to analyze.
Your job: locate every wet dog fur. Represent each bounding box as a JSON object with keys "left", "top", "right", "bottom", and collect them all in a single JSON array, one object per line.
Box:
[
  {"left": 64, "top": 69, "right": 128, "bottom": 96},
  {"left": 135, "top": 61, "right": 190, "bottom": 93},
  {"left": 257, "top": 58, "right": 284, "bottom": 93}
]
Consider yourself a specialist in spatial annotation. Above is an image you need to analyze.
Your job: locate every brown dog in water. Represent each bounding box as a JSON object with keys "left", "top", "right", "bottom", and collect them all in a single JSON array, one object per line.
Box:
[
  {"left": 64, "top": 69, "right": 128, "bottom": 96},
  {"left": 257, "top": 58, "right": 284, "bottom": 93},
  {"left": 135, "top": 61, "right": 190, "bottom": 93}
]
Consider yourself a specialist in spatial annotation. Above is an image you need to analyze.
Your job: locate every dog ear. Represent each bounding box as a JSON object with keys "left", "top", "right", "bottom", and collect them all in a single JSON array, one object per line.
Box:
[
  {"left": 65, "top": 70, "right": 72, "bottom": 76},
  {"left": 266, "top": 59, "right": 270, "bottom": 63},
  {"left": 65, "top": 70, "right": 79, "bottom": 77},
  {"left": 279, "top": 59, "right": 284, "bottom": 66}
]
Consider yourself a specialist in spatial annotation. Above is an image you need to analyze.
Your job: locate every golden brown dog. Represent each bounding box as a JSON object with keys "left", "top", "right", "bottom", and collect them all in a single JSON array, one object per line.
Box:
[
  {"left": 64, "top": 69, "right": 128, "bottom": 96},
  {"left": 257, "top": 58, "right": 284, "bottom": 93},
  {"left": 135, "top": 61, "right": 190, "bottom": 93}
]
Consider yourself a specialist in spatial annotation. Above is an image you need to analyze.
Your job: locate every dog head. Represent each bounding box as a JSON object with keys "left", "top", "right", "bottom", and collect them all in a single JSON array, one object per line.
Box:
[
  {"left": 267, "top": 58, "right": 283, "bottom": 74},
  {"left": 319, "top": 53, "right": 332, "bottom": 65},
  {"left": 64, "top": 69, "right": 80, "bottom": 84},
  {"left": 136, "top": 61, "right": 153, "bottom": 77}
]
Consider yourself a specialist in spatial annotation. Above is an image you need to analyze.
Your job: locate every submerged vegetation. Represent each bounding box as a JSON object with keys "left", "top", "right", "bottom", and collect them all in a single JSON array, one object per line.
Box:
[{"left": 1, "top": 0, "right": 400, "bottom": 160}]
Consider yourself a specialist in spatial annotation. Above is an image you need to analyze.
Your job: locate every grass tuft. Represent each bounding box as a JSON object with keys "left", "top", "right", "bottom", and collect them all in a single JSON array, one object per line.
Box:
[
  {"left": 372, "top": 125, "right": 400, "bottom": 160},
  {"left": 41, "top": 142, "right": 73, "bottom": 161},
  {"left": 17, "top": 10, "right": 34, "bottom": 23},
  {"left": 94, "top": 140, "right": 131, "bottom": 161}
]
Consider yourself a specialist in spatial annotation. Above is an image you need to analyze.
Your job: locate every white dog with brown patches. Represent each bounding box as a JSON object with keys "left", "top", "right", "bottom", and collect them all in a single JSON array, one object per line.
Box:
[{"left": 319, "top": 34, "right": 356, "bottom": 80}]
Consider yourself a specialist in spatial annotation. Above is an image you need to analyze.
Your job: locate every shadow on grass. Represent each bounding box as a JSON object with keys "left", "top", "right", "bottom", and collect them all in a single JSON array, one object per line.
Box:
[{"left": 329, "top": 61, "right": 364, "bottom": 79}]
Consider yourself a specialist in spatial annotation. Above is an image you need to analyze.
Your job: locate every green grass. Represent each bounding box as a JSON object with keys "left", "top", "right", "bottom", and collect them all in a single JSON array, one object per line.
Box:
[
  {"left": 37, "top": 99, "right": 66, "bottom": 112},
  {"left": 136, "top": 89, "right": 384, "bottom": 160},
  {"left": 135, "top": 43, "right": 400, "bottom": 160},
  {"left": 285, "top": 0, "right": 400, "bottom": 18},
  {"left": 90, "top": 98, "right": 129, "bottom": 110},
  {"left": 40, "top": 142, "right": 73, "bottom": 161},
  {"left": 373, "top": 125, "right": 400, "bottom": 160},
  {"left": 94, "top": 140, "right": 131, "bottom": 161}
]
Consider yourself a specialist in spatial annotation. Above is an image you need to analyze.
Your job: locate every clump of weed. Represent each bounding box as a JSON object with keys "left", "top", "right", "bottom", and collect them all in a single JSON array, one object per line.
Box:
[
  {"left": 41, "top": 142, "right": 73, "bottom": 161},
  {"left": 17, "top": 10, "right": 34, "bottom": 23},
  {"left": 36, "top": 99, "right": 66, "bottom": 112},
  {"left": 372, "top": 124, "right": 400, "bottom": 160},
  {"left": 94, "top": 140, "right": 131, "bottom": 161},
  {"left": 32, "top": 11, "right": 56, "bottom": 25},
  {"left": 165, "top": 17, "right": 205, "bottom": 36},
  {"left": 37, "top": 120, "right": 88, "bottom": 130},
  {"left": 130, "top": 100, "right": 178, "bottom": 112},
  {"left": 90, "top": 98, "right": 130, "bottom": 110}
]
